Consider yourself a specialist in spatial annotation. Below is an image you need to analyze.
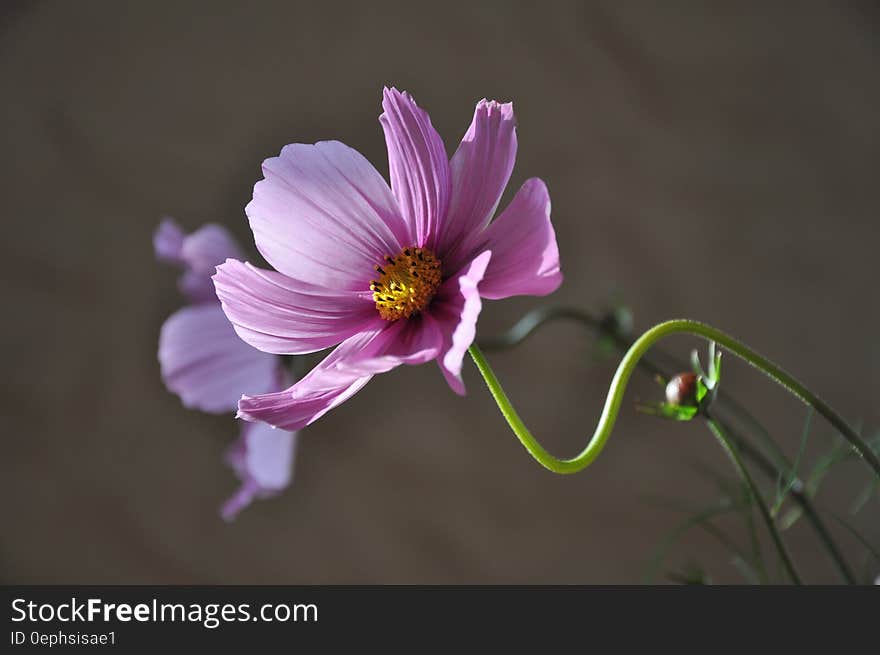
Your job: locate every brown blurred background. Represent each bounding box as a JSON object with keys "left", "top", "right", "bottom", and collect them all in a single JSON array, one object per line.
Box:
[{"left": 1, "top": 1, "right": 878, "bottom": 583}]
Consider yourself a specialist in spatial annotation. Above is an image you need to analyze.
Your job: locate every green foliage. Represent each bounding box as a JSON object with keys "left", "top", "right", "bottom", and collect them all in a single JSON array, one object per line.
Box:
[
  {"left": 771, "top": 409, "right": 812, "bottom": 519},
  {"left": 648, "top": 464, "right": 768, "bottom": 584},
  {"left": 780, "top": 430, "right": 880, "bottom": 530},
  {"left": 647, "top": 411, "right": 879, "bottom": 584},
  {"left": 665, "top": 561, "right": 713, "bottom": 585}
]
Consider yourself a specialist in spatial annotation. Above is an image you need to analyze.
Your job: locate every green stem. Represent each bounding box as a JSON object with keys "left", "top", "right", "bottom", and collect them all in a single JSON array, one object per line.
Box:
[
  {"left": 468, "top": 319, "right": 880, "bottom": 479},
  {"left": 478, "top": 306, "right": 785, "bottom": 464},
  {"left": 704, "top": 418, "right": 803, "bottom": 584},
  {"left": 709, "top": 414, "right": 857, "bottom": 584},
  {"left": 480, "top": 307, "right": 858, "bottom": 583}
]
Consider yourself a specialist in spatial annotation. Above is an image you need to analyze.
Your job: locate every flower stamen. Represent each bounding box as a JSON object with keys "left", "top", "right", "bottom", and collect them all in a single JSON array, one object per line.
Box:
[{"left": 370, "top": 247, "right": 442, "bottom": 321}]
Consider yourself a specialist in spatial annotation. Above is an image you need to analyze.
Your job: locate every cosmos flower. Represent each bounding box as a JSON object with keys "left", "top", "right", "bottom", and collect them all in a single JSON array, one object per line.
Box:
[
  {"left": 213, "top": 87, "right": 562, "bottom": 431},
  {"left": 155, "top": 218, "right": 298, "bottom": 520}
]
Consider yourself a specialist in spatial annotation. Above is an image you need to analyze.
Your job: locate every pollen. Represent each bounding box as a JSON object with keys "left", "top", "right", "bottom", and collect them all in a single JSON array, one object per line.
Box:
[{"left": 370, "top": 247, "right": 442, "bottom": 321}]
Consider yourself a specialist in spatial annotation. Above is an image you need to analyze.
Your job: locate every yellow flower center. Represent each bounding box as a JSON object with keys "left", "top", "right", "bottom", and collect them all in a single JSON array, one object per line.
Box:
[{"left": 371, "top": 247, "right": 442, "bottom": 321}]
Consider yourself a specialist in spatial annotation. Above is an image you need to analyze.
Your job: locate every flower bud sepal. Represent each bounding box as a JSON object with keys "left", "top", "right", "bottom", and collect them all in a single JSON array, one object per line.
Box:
[{"left": 636, "top": 341, "right": 722, "bottom": 421}]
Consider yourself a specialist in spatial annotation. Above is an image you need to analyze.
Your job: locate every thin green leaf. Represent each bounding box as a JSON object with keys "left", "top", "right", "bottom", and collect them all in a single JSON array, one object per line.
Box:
[
  {"left": 771, "top": 409, "right": 813, "bottom": 518},
  {"left": 707, "top": 341, "right": 717, "bottom": 380},
  {"left": 690, "top": 349, "right": 705, "bottom": 378},
  {"left": 743, "top": 500, "right": 769, "bottom": 584},
  {"left": 780, "top": 507, "right": 803, "bottom": 530},
  {"left": 850, "top": 479, "right": 878, "bottom": 515},
  {"left": 730, "top": 555, "right": 761, "bottom": 584},
  {"left": 645, "top": 502, "right": 743, "bottom": 583},
  {"left": 687, "top": 459, "right": 748, "bottom": 502},
  {"left": 636, "top": 401, "right": 698, "bottom": 421},
  {"left": 666, "top": 561, "right": 712, "bottom": 585},
  {"left": 829, "top": 512, "right": 880, "bottom": 565}
]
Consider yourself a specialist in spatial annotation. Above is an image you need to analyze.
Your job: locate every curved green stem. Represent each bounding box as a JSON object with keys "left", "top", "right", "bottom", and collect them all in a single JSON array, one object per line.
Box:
[
  {"left": 469, "top": 318, "right": 880, "bottom": 479},
  {"left": 480, "top": 307, "right": 858, "bottom": 583},
  {"left": 704, "top": 418, "right": 803, "bottom": 584}
]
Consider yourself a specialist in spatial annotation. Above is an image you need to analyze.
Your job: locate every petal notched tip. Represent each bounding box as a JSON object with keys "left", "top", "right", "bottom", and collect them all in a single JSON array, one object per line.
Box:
[
  {"left": 383, "top": 85, "right": 414, "bottom": 104},
  {"left": 475, "top": 98, "right": 516, "bottom": 124}
]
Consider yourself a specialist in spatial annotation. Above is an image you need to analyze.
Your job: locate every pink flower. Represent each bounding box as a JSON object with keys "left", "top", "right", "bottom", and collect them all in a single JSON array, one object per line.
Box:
[
  {"left": 155, "top": 218, "right": 298, "bottom": 520},
  {"left": 214, "top": 88, "right": 562, "bottom": 431}
]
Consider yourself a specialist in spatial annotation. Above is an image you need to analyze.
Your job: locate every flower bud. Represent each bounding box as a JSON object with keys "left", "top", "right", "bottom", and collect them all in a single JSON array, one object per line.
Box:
[{"left": 665, "top": 372, "right": 699, "bottom": 407}]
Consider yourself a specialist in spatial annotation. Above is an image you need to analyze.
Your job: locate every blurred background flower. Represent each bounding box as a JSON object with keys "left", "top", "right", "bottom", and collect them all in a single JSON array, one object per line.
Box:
[{"left": 155, "top": 218, "right": 298, "bottom": 521}]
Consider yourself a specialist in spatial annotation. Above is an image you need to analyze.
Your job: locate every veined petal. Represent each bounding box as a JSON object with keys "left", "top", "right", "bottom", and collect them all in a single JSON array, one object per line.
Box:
[
  {"left": 237, "top": 375, "right": 373, "bottom": 433},
  {"left": 331, "top": 314, "right": 444, "bottom": 377},
  {"left": 213, "top": 259, "right": 376, "bottom": 355},
  {"left": 221, "top": 420, "right": 298, "bottom": 521},
  {"left": 474, "top": 178, "right": 562, "bottom": 300},
  {"left": 247, "top": 140, "right": 407, "bottom": 290},
  {"left": 237, "top": 327, "right": 383, "bottom": 430},
  {"left": 237, "top": 317, "right": 443, "bottom": 430},
  {"left": 439, "top": 100, "right": 517, "bottom": 263},
  {"left": 158, "top": 304, "right": 279, "bottom": 413},
  {"left": 430, "top": 251, "right": 492, "bottom": 395},
  {"left": 379, "top": 87, "right": 450, "bottom": 248}
]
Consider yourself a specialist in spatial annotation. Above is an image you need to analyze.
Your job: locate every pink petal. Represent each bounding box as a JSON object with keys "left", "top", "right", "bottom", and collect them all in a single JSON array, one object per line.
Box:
[
  {"left": 221, "top": 420, "right": 298, "bottom": 521},
  {"left": 154, "top": 217, "right": 185, "bottom": 264},
  {"left": 238, "top": 317, "right": 443, "bottom": 430},
  {"left": 439, "top": 100, "right": 517, "bottom": 266},
  {"left": 236, "top": 327, "right": 382, "bottom": 430},
  {"left": 180, "top": 223, "right": 244, "bottom": 276},
  {"left": 155, "top": 218, "right": 244, "bottom": 303},
  {"left": 237, "top": 376, "right": 373, "bottom": 433},
  {"left": 430, "top": 251, "right": 492, "bottom": 395},
  {"left": 158, "top": 304, "right": 279, "bottom": 413},
  {"left": 213, "top": 259, "right": 376, "bottom": 355},
  {"left": 247, "top": 141, "right": 407, "bottom": 291},
  {"left": 330, "top": 314, "right": 444, "bottom": 377},
  {"left": 474, "top": 178, "right": 562, "bottom": 300},
  {"left": 220, "top": 478, "right": 261, "bottom": 522},
  {"left": 379, "top": 87, "right": 450, "bottom": 249},
  {"left": 178, "top": 269, "right": 216, "bottom": 303}
]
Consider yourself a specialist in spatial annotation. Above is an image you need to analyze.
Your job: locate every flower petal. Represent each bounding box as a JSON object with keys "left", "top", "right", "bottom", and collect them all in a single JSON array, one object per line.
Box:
[
  {"left": 155, "top": 218, "right": 244, "bottom": 303},
  {"left": 236, "top": 327, "right": 382, "bottom": 430},
  {"left": 154, "top": 217, "right": 185, "bottom": 264},
  {"left": 237, "top": 317, "right": 443, "bottom": 430},
  {"left": 213, "top": 259, "right": 376, "bottom": 355},
  {"left": 180, "top": 223, "right": 244, "bottom": 276},
  {"left": 439, "top": 100, "right": 517, "bottom": 264},
  {"left": 247, "top": 140, "right": 407, "bottom": 290},
  {"left": 430, "top": 250, "right": 492, "bottom": 395},
  {"left": 331, "top": 314, "right": 444, "bottom": 377},
  {"left": 158, "top": 304, "right": 279, "bottom": 413},
  {"left": 379, "top": 87, "right": 450, "bottom": 248},
  {"left": 474, "top": 178, "right": 562, "bottom": 300},
  {"left": 221, "top": 420, "right": 298, "bottom": 521},
  {"left": 178, "top": 269, "right": 216, "bottom": 303}
]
